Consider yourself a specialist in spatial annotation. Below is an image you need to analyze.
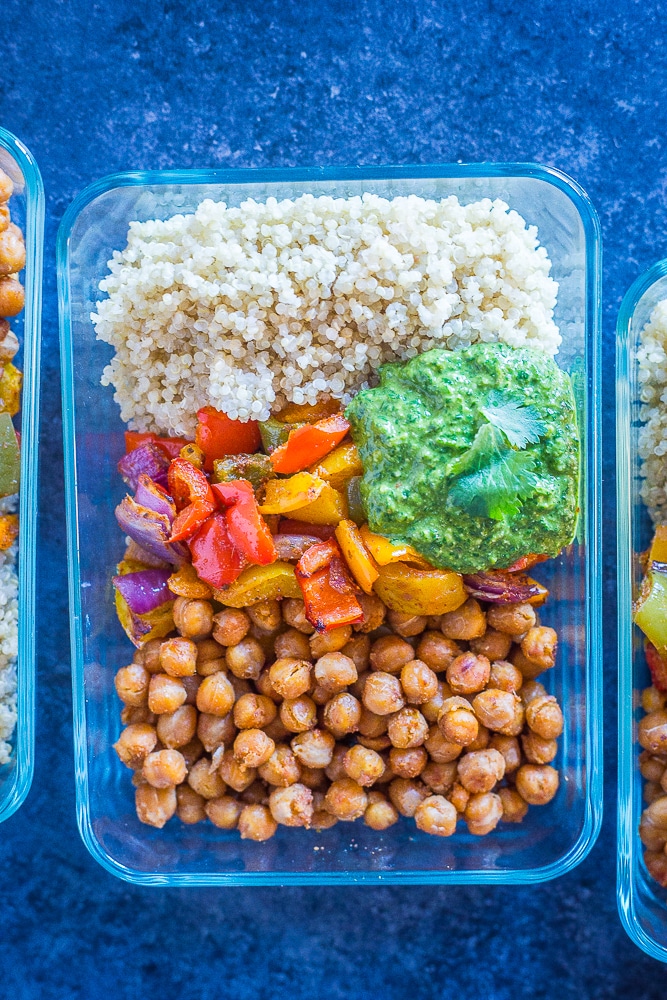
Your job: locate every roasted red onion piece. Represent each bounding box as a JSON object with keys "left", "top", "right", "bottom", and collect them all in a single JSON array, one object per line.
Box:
[
  {"left": 652, "top": 561, "right": 667, "bottom": 575},
  {"left": 134, "top": 474, "right": 176, "bottom": 522},
  {"left": 118, "top": 443, "right": 169, "bottom": 491},
  {"left": 113, "top": 569, "right": 173, "bottom": 615},
  {"left": 273, "top": 534, "right": 323, "bottom": 561},
  {"left": 462, "top": 570, "right": 547, "bottom": 604},
  {"left": 115, "top": 495, "right": 188, "bottom": 566},
  {"left": 328, "top": 555, "right": 358, "bottom": 594}
]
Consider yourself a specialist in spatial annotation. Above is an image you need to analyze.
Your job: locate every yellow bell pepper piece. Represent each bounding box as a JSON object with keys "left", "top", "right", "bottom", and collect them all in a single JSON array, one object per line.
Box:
[
  {"left": 360, "top": 524, "right": 432, "bottom": 568},
  {"left": 114, "top": 590, "right": 175, "bottom": 648},
  {"left": 649, "top": 525, "right": 667, "bottom": 565},
  {"left": 335, "top": 519, "right": 378, "bottom": 595},
  {"left": 168, "top": 562, "right": 214, "bottom": 599},
  {"left": 0, "top": 513, "right": 18, "bottom": 550},
  {"left": 259, "top": 472, "right": 325, "bottom": 515},
  {"left": 310, "top": 441, "right": 364, "bottom": 491},
  {"left": 0, "top": 363, "right": 22, "bottom": 417},
  {"left": 214, "top": 561, "right": 302, "bottom": 607},
  {"left": 373, "top": 562, "right": 467, "bottom": 616},
  {"left": 291, "top": 482, "right": 348, "bottom": 525},
  {"left": 276, "top": 398, "right": 341, "bottom": 424}
]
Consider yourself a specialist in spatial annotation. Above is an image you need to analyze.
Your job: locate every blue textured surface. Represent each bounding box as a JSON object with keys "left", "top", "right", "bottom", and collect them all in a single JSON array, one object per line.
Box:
[{"left": 0, "top": 0, "right": 664, "bottom": 994}]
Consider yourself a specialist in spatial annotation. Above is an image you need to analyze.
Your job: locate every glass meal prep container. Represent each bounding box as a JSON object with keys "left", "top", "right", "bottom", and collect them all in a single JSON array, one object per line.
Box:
[
  {"left": 0, "top": 127, "right": 43, "bottom": 824},
  {"left": 58, "top": 163, "right": 601, "bottom": 885},
  {"left": 617, "top": 259, "right": 667, "bottom": 961}
]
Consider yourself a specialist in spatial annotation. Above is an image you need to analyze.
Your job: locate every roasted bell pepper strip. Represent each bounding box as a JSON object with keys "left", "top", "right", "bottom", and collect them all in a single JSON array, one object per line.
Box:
[
  {"left": 295, "top": 539, "right": 364, "bottom": 632},
  {"left": 273, "top": 534, "right": 324, "bottom": 561},
  {"left": 0, "top": 412, "right": 20, "bottom": 497},
  {"left": 213, "top": 453, "right": 274, "bottom": 490},
  {"left": 167, "top": 562, "right": 214, "bottom": 599},
  {"left": 310, "top": 441, "right": 364, "bottom": 491},
  {"left": 635, "top": 567, "right": 667, "bottom": 659},
  {"left": 0, "top": 362, "right": 22, "bottom": 418},
  {"left": 167, "top": 457, "right": 216, "bottom": 511},
  {"left": 259, "top": 473, "right": 325, "bottom": 515},
  {"left": 258, "top": 417, "right": 293, "bottom": 455},
  {"left": 270, "top": 414, "right": 351, "bottom": 474},
  {"left": 277, "top": 518, "right": 336, "bottom": 540},
  {"left": 334, "top": 519, "right": 379, "bottom": 595},
  {"left": 189, "top": 511, "right": 246, "bottom": 589},
  {"left": 125, "top": 430, "right": 192, "bottom": 459},
  {"left": 373, "top": 563, "right": 467, "bottom": 616},
  {"left": 211, "top": 479, "right": 277, "bottom": 566},
  {"left": 0, "top": 513, "right": 18, "bottom": 550},
  {"left": 195, "top": 406, "right": 261, "bottom": 471},
  {"left": 649, "top": 525, "right": 667, "bottom": 565},
  {"left": 289, "top": 482, "right": 348, "bottom": 525},
  {"left": 214, "top": 562, "right": 302, "bottom": 607},
  {"left": 503, "top": 553, "right": 550, "bottom": 573},
  {"left": 344, "top": 476, "right": 365, "bottom": 525},
  {"left": 275, "top": 398, "right": 342, "bottom": 424},
  {"left": 170, "top": 498, "right": 217, "bottom": 542},
  {"left": 360, "top": 524, "right": 431, "bottom": 568},
  {"left": 297, "top": 538, "right": 339, "bottom": 576}
]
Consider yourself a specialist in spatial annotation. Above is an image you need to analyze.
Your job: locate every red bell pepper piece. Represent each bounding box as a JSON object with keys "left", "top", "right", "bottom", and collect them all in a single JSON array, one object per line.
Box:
[
  {"left": 211, "top": 480, "right": 277, "bottom": 566},
  {"left": 189, "top": 512, "right": 246, "bottom": 588},
  {"left": 270, "top": 414, "right": 351, "bottom": 474},
  {"left": 167, "top": 457, "right": 216, "bottom": 511},
  {"left": 195, "top": 407, "right": 261, "bottom": 472},
  {"left": 504, "top": 553, "right": 549, "bottom": 573},
  {"left": 277, "top": 519, "right": 336, "bottom": 541},
  {"left": 125, "top": 430, "right": 192, "bottom": 460},
  {"left": 295, "top": 539, "right": 364, "bottom": 632},
  {"left": 170, "top": 499, "right": 217, "bottom": 543}
]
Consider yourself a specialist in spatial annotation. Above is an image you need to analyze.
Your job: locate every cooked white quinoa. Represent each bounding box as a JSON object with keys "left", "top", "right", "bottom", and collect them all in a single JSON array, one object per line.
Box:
[
  {"left": 0, "top": 496, "right": 18, "bottom": 765},
  {"left": 93, "top": 193, "right": 560, "bottom": 437},
  {"left": 638, "top": 299, "right": 667, "bottom": 523}
]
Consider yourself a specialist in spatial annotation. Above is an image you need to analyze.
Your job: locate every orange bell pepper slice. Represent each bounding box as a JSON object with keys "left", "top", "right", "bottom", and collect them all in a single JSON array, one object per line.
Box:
[
  {"left": 167, "top": 457, "right": 216, "bottom": 511},
  {"left": 295, "top": 539, "right": 364, "bottom": 632},
  {"left": 259, "top": 473, "right": 326, "bottom": 515},
  {"left": 212, "top": 480, "right": 277, "bottom": 566},
  {"left": 270, "top": 414, "right": 351, "bottom": 474},
  {"left": 335, "top": 519, "right": 379, "bottom": 595},
  {"left": 359, "top": 524, "right": 432, "bottom": 568},
  {"left": 170, "top": 499, "right": 217, "bottom": 542},
  {"left": 125, "top": 430, "right": 192, "bottom": 460},
  {"left": 195, "top": 406, "right": 261, "bottom": 472}
]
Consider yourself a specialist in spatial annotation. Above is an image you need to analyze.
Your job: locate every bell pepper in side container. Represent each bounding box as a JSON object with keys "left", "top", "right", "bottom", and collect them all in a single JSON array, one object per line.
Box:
[
  {"left": 634, "top": 524, "right": 667, "bottom": 663},
  {"left": 195, "top": 406, "right": 261, "bottom": 471}
]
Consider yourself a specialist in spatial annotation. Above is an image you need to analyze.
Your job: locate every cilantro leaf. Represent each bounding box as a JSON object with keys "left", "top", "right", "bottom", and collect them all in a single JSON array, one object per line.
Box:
[
  {"left": 447, "top": 423, "right": 541, "bottom": 521},
  {"left": 480, "top": 390, "right": 547, "bottom": 449}
]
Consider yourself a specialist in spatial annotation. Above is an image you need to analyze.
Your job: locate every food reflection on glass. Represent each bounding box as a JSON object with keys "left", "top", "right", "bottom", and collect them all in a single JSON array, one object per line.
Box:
[
  {"left": 0, "top": 168, "right": 24, "bottom": 766},
  {"left": 92, "top": 193, "right": 579, "bottom": 840}
]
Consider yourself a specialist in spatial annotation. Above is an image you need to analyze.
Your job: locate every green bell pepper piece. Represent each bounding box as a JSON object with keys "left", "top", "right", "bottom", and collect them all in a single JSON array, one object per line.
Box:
[
  {"left": 0, "top": 412, "right": 20, "bottom": 497},
  {"left": 212, "top": 453, "right": 274, "bottom": 490}
]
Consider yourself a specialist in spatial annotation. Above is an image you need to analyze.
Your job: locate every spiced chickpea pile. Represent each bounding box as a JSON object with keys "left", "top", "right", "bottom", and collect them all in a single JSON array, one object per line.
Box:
[
  {"left": 637, "top": 685, "right": 667, "bottom": 885},
  {"left": 114, "top": 589, "right": 562, "bottom": 841}
]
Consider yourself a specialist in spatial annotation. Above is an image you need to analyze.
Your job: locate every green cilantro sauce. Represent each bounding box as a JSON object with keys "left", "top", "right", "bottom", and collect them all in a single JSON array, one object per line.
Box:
[{"left": 345, "top": 343, "right": 579, "bottom": 574}]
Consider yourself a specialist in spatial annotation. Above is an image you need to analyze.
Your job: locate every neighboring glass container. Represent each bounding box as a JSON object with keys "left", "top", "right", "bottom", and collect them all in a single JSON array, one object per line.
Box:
[
  {"left": 58, "top": 164, "right": 601, "bottom": 885},
  {"left": 0, "top": 128, "right": 43, "bottom": 823},
  {"left": 617, "top": 259, "right": 667, "bottom": 961}
]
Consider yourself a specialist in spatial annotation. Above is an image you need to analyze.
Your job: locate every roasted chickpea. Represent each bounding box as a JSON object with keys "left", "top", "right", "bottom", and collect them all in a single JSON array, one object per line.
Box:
[
  {"left": 0, "top": 277, "right": 25, "bottom": 317},
  {"left": 469, "top": 628, "right": 513, "bottom": 662},
  {"left": 134, "top": 637, "right": 162, "bottom": 673},
  {"left": 269, "top": 657, "right": 312, "bottom": 699},
  {"left": 643, "top": 686, "right": 667, "bottom": 714},
  {"left": 196, "top": 638, "right": 226, "bottom": 677},
  {"left": 638, "top": 710, "right": 667, "bottom": 755},
  {"left": 282, "top": 598, "right": 316, "bottom": 634},
  {"left": 274, "top": 627, "right": 312, "bottom": 661},
  {"left": 262, "top": 715, "right": 292, "bottom": 743},
  {"left": 187, "top": 757, "right": 226, "bottom": 799},
  {"left": 464, "top": 791, "right": 503, "bottom": 835},
  {"left": 0, "top": 226, "right": 25, "bottom": 276},
  {"left": 159, "top": 636, "right": 198, "bottom": 677},
  {"left": 472, "top": 688, "right": 519, "bottom": 733},
  {"left": 218, "top": 748, "right": 257, "bottom": 792},
  {"left": 0, "top": 170, "right": 13, "bottom": 203},
  {"left": 299, "top": 765, "right": 327, "bottom": 790},
  {"left": 358, "top": 707, "right": 389, "bottom": 738},
  {"left": 424, "top": 725, "right": 463, "bottom": 763},
  {"left": 438, "top": 696, "right": 478, "bottom": 746},
  {"left": 640, "top": 751, "right": 667, "bottom": 784},
  {"left": 489, "top": 734, "right": 522, "bottom": 773},
  {"left": 259, "top": 744, "right": 302, "bottom": 787},
  {"left": 291, "top": 728, "right": 336, "bottom": 769},
  {"left": 157, "top": 704, "right": 197, "bottom": 749},
  {"left": 446, "top": 652, "right": 490, "bottom": 695},
  {"left": 362, "top": 671, "right": 405, "bottom": 715},
  {"left": 313, "top": 651, "right": 357, "bottom": 693},
  {"left": 519, "top": 680, "right": 547, "bottom": 705},
  {"left": 206, "top": 795, "right": 242, "bottom": 829},
  {"left": 343, "top": 744, "right": 385, "bottom": 786},
  {"left": 354, "top": 593, "right": 387, "bottom": 633},
  {"left": 387, "top": 707, "right": 429, "bottom": 749},
  {"left": 231, "top": 692, "right": 275, "bottom": 730},
  {"left": 415, "top": 632, "right": 461, "bottom": 673},
  {"left": 181, "top": 673, "right": 202, "bottom": 706},
  {"left": 197, "top": 712, "right": 236, "bottom": 753},
  {"left": 421, "top": 680, "right": 451, "bottom": 724},
  {"left": 499, "top": 786, "right": 529, "bottom": 823},
  {"left": 448, "top": 781, "right": 470, "bottom": 814},
  {"left": 115, "top": 663, "right": 150, "bottom": 707},
  {"left": 310, "top": 625, "right": 352, "bottom": 658},
  {"left": 173, "top": 598, "right": 214, "bottom": 640},
  {"left": 422, "top": 760, "right": 458, "bottom": 794},
  {"left": 238, "top": 803, "right": 277, "bottom": 841},
  {"left": 247, "top": 599, "right": 282, "bottom": 633},
  {"left": 414, "top": 794, "right": 457, "bottom": 836},
  {"left": 356, "top": 734, "right": 392, "bottom": 752},
  {"left": 488, "top": 660, "right": 523, "bottom": 693},
  {"left": 521, "top": 626, "right": 558, "bottom": 671},
  {"left": 176, "top": 784, "right": 206, "bottom": 825},
  {"left": 325, "top": 777, "right": 368, "bottom": 820},
  {"left": 515, "top": 764, "right": 559, "bottom": 805},
  {"left": 255, "top": 668, "right": 281, "bottom": 703},
  {"left": 364, "top": 791, "right": 399, "bottom": 830},
  {"left": 233, "top": 728, "right": 275, "bottom": 768},
  {"left": 645, "top": 782, "right": 664, "bottom": 805},
  {"left": 388, "top": 777, "right": 429, "bottom": 817},
  {"left": 389, "top": 745, "right": 427, "bottom": 779},
  {"left": 312, "top": 798, "right": 339, "bottom": 830},
  {"left": 226, "top": 636, "right": 265, "bottom": 680},
  {"left": 325, "top": 743, "right": 349, "bottom": 782},
  {"left": 323, "top": 692, "right": 361, "bottom": 738},
  {"left": 180, "top": 736, "right": 205, "bottom": 769},
  {"left": 640, "top": 809, "right": 667, "bottom": 851},
  {"left": 525, "top": 695, "right": 564, "bottom": 739},
  {"left": 268, "top": 783, "right": 313, "bottom": 827},
  {"left": 645, "top": 850, "right": 667, "bottom": 887},
  {"left": 440, "top": 598, "right": 486, "bottom": 641},
  {"left": 387, "top": 610, "right": 427, "bottom": 637},
  {"left": 148, "top": 674, "right": 187, "bottom": 714},
  {"left": 195, "top": 672, "right": 235, "bottom": 717},
  {"left": 310, "top": 683, "right": 330, "bottom": 706},
  {"left": 466, "top": 722, "right": 491, "bottom": 751},
  {"left": 457, "top": 748, "right": 505, "bottom": 794},
  {"left": 142, "top": 749, "right": 187, "bottom": 788},
  {"left": 120, "top": 705, "right": 156, "bottom": 726},
  {"left": 400, "top": 659, "right": 438, "bottom": 704},
  {"left": 212, "top": 608, "right": 250, "bottom": 646},
  {"left": 135, "top": 784, "right": 177, "bottom": 828},
  {"left": 0, "top": 207, "right": 8, "bottom": 235},
  {"left": 370, "top": 635, "right": 415, "bottom": 675},
  {"left": 487, "top": 602, "right": 536, "bottom": 636},
  {"left": 342, "top": 634, "right": 372, "bottom": 672},
  {"left": 113, "top": 723, "right": 157, "bottom": 769},
  {"left": 280, "top": 695, "right": 318, "bottom": 733}
]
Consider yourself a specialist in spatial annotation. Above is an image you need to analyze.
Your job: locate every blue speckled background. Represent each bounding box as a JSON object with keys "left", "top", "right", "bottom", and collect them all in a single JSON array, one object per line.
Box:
[{"left": 1, "top": 0, "right": 665, "bottom": 994}]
